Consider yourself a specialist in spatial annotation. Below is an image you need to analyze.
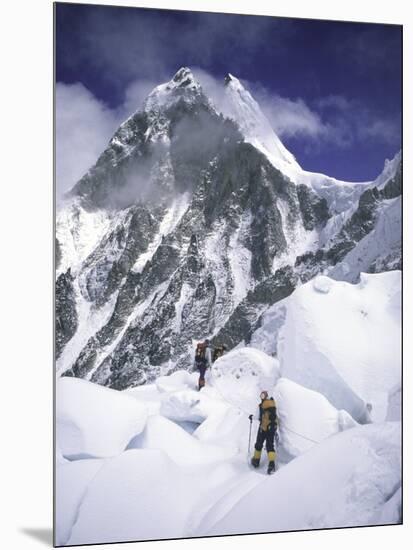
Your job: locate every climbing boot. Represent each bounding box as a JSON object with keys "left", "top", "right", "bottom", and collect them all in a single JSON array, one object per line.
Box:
[
  {"left": 267, "top": 451, "right": 277, "bottom": 474},
  {"left": 267, "top": 461, "right": 276, "bottom": 475},
  {"left": 251, "top": 449, "right": 261, "bottom": 468},
  {"left": 251, "top": 457, "right": 260, "bottom": 468}
]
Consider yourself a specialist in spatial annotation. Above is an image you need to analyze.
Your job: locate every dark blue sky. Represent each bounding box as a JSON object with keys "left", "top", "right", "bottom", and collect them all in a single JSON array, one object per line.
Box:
[{"left": 55, "top": 2, "right": 402, "bottom": 181}]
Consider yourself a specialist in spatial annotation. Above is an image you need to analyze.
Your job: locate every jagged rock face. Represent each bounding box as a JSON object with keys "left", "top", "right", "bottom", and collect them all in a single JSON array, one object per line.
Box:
[
  {"left": 325, "top": 187, "right": 382, "bottom": 264},
  {"left": 296, "top": 185, "right": 329, "bottom": 231},
  {"left": 78, "top": 204, "right": 161, "bottom": 307},
  {"left": 212, "top": 266, "right": 298, "bottom": 351},
  {"left": 56, "top": 67, "right": 402, "bottom": 389},
  {"left": 56, "top": 238, "right": 62, "bottom": 270},
  {"left": 56, "top": 269, "right": 78, "bottom": 359},
  {"left": 63, "top": 138, "right": 322, "bottom": 388},
  {"left": 369, "top": 250, "right": 401, "bottom": 273},
  {"left": 294, "top": 166, "right": 402, "bottom": 283},
  {"left": 71, "top": 70, "right": 242, "bottom": 210},
  {"left": 381, "top": 161, "right": 402, "bottom": 200},
  {"left": 328, "top": 169, "right": 401, "bottom": 266}
]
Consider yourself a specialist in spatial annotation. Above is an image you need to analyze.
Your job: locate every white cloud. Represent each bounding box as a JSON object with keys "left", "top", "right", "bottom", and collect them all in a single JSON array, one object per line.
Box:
[
  {"left": 359, "top": 119, "right": 400, "bottom": 145},
  {"left": 121, "top": 79, "right": 159, "bottom": 120},
  {"left": 56, "top": 79, "right": 158, "bottom": 201},
  {"left": 193, "top": 68, "right": 326, "bottom": 140},
  {"left": 246, "top": 86, "right": 399, "bottom": 151},
  {"left": 261, "top": 95, "right": 325, "bottom": 139},
  {"left": 56, "top": 83, "right": 119, "bottom": 200},
  {"left": 56, "top": 71, "right": 400, "bottom": 201},
  {"left": 316, "top": 95, "right": 352, "bottom": 111}
]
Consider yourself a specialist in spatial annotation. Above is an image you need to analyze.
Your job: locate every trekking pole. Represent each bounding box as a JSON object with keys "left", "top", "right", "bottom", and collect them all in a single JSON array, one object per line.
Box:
[{"left": 248, "top": 415, "right": 253, "bottom": 455}]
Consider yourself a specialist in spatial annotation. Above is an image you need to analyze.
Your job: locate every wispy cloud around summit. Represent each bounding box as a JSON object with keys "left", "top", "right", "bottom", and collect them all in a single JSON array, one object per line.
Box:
[
  {"left": 56, "top": 67, "right": 401, "bottom": 198},
  {"left": 56, "top": 4, "right": 401, "bottom": 181},
  {"left": 56, "top": 83, "right": 119, "bottom": 200},
  {"left": 195, "top": 70, "right": 399, "bottom": 150},
  {"left": 56, "top": 78, "right": 162, "bottom": 200}
]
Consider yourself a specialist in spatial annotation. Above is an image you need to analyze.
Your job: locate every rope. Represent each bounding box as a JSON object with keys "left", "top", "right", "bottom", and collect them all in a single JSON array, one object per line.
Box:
[
  {"left": 281, "top": 424, "right": 320, "bottom": 444},
  {"left": 208, "top": 367, "right": 321, "bottom": 446}
]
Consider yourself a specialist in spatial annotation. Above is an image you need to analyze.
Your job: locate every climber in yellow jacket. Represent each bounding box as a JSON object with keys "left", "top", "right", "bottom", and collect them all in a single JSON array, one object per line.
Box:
[{"left": 249, "top": 391, "right": 279, "bottom": 474}]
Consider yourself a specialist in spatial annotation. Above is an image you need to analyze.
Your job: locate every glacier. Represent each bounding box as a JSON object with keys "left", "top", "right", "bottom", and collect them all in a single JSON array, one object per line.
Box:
[{"left": 56, "top": 270, "right": 401, "bottom": 544}]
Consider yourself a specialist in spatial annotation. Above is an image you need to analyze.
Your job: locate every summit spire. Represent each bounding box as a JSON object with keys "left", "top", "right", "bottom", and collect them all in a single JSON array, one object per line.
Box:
[
  {"left": 143, "top": 67, "right": 202, "bottom": 112},
  {"left": 171, "top": 67, "right": 197, "bottom": 87}
]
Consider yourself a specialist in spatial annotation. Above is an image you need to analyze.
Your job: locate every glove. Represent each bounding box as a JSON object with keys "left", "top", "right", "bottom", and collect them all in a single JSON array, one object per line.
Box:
[{"left": 248, "top": 414, "right": 253, "bottom": 421}]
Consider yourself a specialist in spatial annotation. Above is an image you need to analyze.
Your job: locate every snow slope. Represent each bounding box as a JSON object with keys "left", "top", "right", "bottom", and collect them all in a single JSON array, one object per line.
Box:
[
  {"left": 56, "top": 458, "right": 105, "bottom": 545},
  {"left": 66, "top": 449, "right": 197, "bottom": 544},
  {"left": 56, "top": 198, "right": 111, "bottom": 276},
  {"left": 56, "top": 377, "right": 147, "bottom": 459},
  {"left": 250, "top": 298, "right": 288, "bottom": 356},
  {"left": 263, "top": 271, "right": 401, "bottom": 423},
  {"left": 128, "top": 414, "right": 237, "bottom": 466},
  {"left": 56, "top": 306, "right": 401, "bottom": 545},
  {"left": 56, "top": 279, "right": 118, "bottom": 376},
  {"left": 56, "top": 360, "right": 401, "bottom": 545},
  {"left": 203, "top": 422, "right": 401, "bottom": 535},
  {"left": 224, "top": 74, "right": 301, "bottom": 182},
  {"left": 210, "top": 347, "right": 280, "bottom": 415},
  {"left": 274, "top": 377, "right": 357, "bottom": 458}
]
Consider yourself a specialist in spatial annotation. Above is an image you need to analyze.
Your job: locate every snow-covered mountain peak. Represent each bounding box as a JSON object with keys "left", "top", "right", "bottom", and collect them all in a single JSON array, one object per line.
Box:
[
  {"left": 222, "top": 72, "right": 301, "bottom": 180},
  {"left": 373, "top": 150, "right": 402, "bottom": 189},
  {"left": 224, "top": 72, "right": 243, "bottom": 90},
  {"left": 57, "top": 66, "right": 401, "bottom": 397},
  {"left": 223, "top": 72, "right": 260, "bottom": 111},
  {"left": 143, "top": 66, "right": 203, "bottom": 112},
  {"left": 171, "top": 66, "right": 199, "bottom": 87}
]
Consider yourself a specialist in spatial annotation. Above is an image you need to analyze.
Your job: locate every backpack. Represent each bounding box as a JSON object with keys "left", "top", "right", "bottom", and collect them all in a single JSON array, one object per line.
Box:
[{"left": 195, "top": 342, "right": 207, "bottom": 364}]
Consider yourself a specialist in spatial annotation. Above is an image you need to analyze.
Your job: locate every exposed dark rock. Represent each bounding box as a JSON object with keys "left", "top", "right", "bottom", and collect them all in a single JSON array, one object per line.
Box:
[
  {"left": 79, "top": 204, "right": 160, "bottom": 307},
  {"left": 213, "top": 266, "right": 298, "bottom": 350},
  {"left": 56, "top": 269, "right": 78, "bottom": 359},
  {"left": 296, "top": 184, "right": 329, "bottom": 230},
  {"left": 55, "top": 238, "right": 62, "bottom": 271},
  {"left": 381, "top": 162, "right": 402, "bottom": 199}
]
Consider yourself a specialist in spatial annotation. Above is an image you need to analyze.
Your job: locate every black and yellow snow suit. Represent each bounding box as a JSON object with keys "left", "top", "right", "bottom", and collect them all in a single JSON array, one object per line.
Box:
[{"left": 252, "top": 398, "right": 278, "bottom": 465}]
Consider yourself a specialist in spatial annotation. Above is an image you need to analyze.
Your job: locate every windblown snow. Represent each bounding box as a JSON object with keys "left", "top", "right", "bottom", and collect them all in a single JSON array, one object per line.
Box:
[{"left": 56, "top": 271, "right": 401, "bottom": 545}]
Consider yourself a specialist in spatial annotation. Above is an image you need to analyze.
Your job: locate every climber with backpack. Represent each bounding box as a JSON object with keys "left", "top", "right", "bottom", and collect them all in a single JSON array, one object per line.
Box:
[
  {"left": 194, "top": 339, "right": 212, "bottom": 391},
  {"left": 249, "top": 390, "right": 279, "bottom": 475},
  {"left": 212, "top": 344, "right": 227, "bottom": 363}
]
